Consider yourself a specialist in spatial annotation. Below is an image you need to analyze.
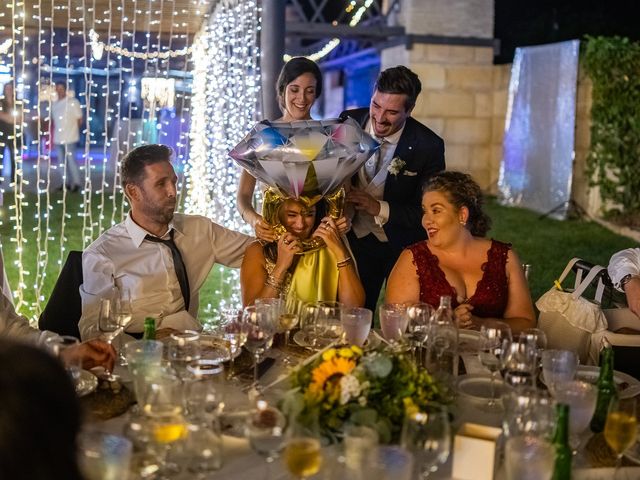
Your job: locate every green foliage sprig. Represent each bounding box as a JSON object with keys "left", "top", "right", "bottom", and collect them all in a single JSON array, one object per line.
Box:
[{"left": 583, "top": 36, "right": 640, "bottom": 217}]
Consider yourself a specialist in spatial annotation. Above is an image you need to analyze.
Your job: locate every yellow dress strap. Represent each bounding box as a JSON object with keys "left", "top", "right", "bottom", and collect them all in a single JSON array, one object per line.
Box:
[{"left": 285, "top": 247, "right": 339, "bottom": 314}]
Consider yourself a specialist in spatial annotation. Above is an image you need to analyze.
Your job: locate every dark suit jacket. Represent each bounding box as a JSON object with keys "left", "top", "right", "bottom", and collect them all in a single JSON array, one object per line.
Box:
[{"left": 340, "top": 108, "right": 445, "bottom": 256}]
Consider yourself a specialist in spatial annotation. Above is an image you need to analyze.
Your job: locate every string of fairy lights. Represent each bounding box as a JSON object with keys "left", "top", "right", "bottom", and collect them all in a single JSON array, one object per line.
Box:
[
  {"left": 0, "top": 0, "right": 264, "bottom": 319},
  {"left": 185, "top": 0, "right": 261, "bottom": 308}
]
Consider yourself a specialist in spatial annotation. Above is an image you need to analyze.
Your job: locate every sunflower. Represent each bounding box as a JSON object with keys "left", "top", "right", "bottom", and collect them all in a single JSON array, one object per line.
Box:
[{"left": 307, "top": 356, "right": 356, "bottom": 399}]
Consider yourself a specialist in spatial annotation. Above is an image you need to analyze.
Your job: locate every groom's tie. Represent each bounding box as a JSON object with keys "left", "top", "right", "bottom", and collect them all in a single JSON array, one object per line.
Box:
[{"left": 145, "top": 230, "right": 190, "bottom": 310}]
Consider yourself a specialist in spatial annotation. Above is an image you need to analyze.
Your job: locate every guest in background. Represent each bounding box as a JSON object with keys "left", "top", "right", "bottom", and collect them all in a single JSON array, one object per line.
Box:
[
  {"left": 51, "top": 81, "right": 83, "bottom": 192},
  {"left": 341, "top": 66, "right": 445, "bottom": 312},
  {"left": 385, "top": 171, "right": 535, "bottom": 334},
  {"left": 0, "top": 340, "right": 83, "bottom": 480},
  {"left": 241, "top": 198, "right": 364, "bottom": 312},
  {"left": 237, "top": 57, "right": 323, "bottom": 242},
  {"left": 608, "top": 248, "right": 640, "bottom": 320},
  {"left": 79, "top": 144, "right": 254, "bottom": 340}
]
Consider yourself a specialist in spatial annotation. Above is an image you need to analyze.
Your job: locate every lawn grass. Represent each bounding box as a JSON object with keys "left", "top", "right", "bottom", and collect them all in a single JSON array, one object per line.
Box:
[{"left": 0, "top": 192, "right": 637, "bottom": 321}]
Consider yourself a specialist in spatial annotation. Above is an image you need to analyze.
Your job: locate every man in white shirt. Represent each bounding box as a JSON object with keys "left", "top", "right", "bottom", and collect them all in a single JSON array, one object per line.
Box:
[
  {"left": 79, "top": 144, "right": 254, "bottom": 340},
  {"left": 608, "top": 248, "right": 640, "bottom": 320},
  {"left": 340, "top": 66, "right": 445, "bottom": 312},
  {"left": 51, "top": 81, "right": 83, "bottom": 192}
]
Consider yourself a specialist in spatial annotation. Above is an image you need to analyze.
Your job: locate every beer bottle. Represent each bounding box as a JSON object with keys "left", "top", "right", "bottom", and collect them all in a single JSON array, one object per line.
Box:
[
  {"left": 552, "top": 403, "right": 572, "bottom": 480},
  {"left": 590, "top": 346, "right": 617, "bottom": 433},
  {"left": 142, "top": 317, "right": 156, "bottom": 340}
]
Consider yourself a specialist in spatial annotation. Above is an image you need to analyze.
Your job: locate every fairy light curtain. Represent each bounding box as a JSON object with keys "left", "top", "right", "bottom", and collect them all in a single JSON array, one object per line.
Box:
[
  {"left": 0, "top": 0, "right": 235, "bottom": 318},
  {"left": 185, "top": 0, "right": 261, "bottom": 308}
]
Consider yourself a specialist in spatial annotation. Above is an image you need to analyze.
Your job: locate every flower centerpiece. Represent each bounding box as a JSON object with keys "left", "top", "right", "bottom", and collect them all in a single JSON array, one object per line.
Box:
[{"left": 280, "top": 345, "right": 447, "bottom": 443}]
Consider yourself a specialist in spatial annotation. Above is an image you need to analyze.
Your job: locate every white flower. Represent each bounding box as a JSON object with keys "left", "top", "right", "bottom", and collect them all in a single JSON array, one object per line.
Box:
[
  {"left": 387, "top": 157, "right": 406, "bottom": 177},
  {"left": 339, "top": 374, "right": 362, "bottom": 405}
]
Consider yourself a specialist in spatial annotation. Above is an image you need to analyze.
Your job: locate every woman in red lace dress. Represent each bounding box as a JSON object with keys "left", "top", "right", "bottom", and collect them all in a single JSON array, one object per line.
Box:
[{"left": 385, "top": 171, "right": 535, "bottom": 334}]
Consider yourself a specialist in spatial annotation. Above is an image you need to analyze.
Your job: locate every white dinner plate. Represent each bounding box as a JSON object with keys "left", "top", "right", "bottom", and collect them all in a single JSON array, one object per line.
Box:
[
  {"left": 540, "top": 365, "right": 640, "bottom": 399},
  {"left": 457, "top": 374, "right": 505, "bottom": 402},
  {"left": 199, "top": 335, "right": 242, "bottom": 362},
  {"left": 76, "top": 369, "right": 98, "bottom": 397},
  {"left": 293, "top": 330, "right": 380, "bottom": 350}
]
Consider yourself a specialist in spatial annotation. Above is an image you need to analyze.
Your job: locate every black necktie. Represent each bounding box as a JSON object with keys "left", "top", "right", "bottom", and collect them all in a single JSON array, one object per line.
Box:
[{"left": 145, "top": 230, "right": 190, "bottom": 311}]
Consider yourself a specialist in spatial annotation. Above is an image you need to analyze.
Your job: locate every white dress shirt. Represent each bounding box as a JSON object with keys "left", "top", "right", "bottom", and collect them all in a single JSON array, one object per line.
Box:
[
  {"left": 351, "top": 122, "right": 406, "bottom": 241},
  {"left": 79, "top": 213, "right": 254, "bottom": 340},
  {"left": 51, "top": 96, "right": 82, "bottom": 145},
  {"left": 608, "top": 248, "right": 640, "bottom": 291}
]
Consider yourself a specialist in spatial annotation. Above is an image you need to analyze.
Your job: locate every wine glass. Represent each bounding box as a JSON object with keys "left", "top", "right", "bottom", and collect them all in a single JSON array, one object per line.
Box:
[
  {"left": 98, "top": 297, "right": 124, "bottom": 381},
  {"left": 278, "top": 312, "right": 299, "bottom": 365},
  {"left": 478, "top": 320, "right": 512, "bottom": 407},
  {"left": 401, "top": 406, "right": 451, "bottom": 478},
  {"left": 501, "top": 338, "right": 537, "bottom": 389},
  {"left": 243, "top": 305, "right": 277, "bottom": 386},
  {"left": 114, "top": 287, "right": 133, "bottom": 366},
  {"left": 167, "top": 330, "right": 201, "bottom": 379},
  {"left": 604, "top": 397, "right": 638, "bottom": 477},
  {"left": 406, "top": 303, "right": 433, "bottom": 363},
  {"left": 379, "top": 303, "right": 409, "bottom": 343},
  {"left": 503, "top": 388, "right": 556, "bottom": 440},
  {"left": 246, "top": 401, "right": 286, "bottom": 480},
  {"left": 316, "top": 301, "right": 343, "bottom": 343},
  {"left": 219, "top": 308, "right": 249, "bottom": 379},
  {"left": 283, "top": 416, "right": 323, "bottom": 480},
  {"left": 519, "top": 327, "right": 548, "bottom": 381},
  {"left": 299, "top": 303, "right": 321, "bottom": 349},
  {"left": 340, "top": 307, "right": 372, "bottom": 348}
]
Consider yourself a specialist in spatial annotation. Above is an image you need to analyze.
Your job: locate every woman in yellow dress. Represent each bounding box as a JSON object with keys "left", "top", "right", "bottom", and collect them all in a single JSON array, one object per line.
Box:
[{"left": 240, "top": 198, "right": 364, "bottom": 312}]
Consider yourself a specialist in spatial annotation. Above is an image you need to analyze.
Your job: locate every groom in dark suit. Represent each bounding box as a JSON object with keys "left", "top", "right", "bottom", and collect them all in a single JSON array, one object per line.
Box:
[{"left": 341, "top": 66, "right": 445, "bottom": 313}]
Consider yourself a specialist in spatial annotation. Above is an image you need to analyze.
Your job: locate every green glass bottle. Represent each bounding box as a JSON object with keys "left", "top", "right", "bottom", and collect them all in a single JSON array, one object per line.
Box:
[
  {"left": 590, "top": 347, "right": 618, "bottom": 433},
  {"left": 552, "top": 403, "right": 572, "bottom": 480},
  {"left": 142, "top": 317, "right": 156, "bottom": 340}
]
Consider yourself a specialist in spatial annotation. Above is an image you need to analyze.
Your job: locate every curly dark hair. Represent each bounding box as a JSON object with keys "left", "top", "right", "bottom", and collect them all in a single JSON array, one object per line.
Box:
[
  {"left": 120, "top": 144, "right": 173, "bottom": 189},
  {"left": 276, "top": 57, "right": 323, "bottom": 113},
  {"left": 375, "top": 65, "right": 422, "bottom": 111},
  {"left": 423, "top": 171, "right": 492, "bottom": 237}
]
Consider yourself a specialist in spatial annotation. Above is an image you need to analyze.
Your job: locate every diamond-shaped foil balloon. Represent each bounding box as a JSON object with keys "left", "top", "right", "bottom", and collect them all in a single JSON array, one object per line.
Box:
[{"left": 229, "top": 118, "right": 379, "bottom": 206}]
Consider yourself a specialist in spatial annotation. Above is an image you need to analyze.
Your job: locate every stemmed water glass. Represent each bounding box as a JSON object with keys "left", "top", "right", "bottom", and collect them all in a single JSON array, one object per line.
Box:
[
  {"left": 406, "top": 303, "right": 434, "bottom": 363},
  {"left": 519, "top": 327, "right": 548, "bottom": 381},
  {"left": 243, "top": 305, "right": 277, "bottom": 386},
  {"left": 340, "top": 307, "right": 372, "bottom": 348},
  {"left": 541, "top": 349, "right": 577, "bottom": 396},
  {"left": 299, "top": 303, "right": 321, "bottom": 349},
  {"left": 478, "top": 320, "right": 512, "bottom": 407},
  {"left": 379, "top": 303, "right": 409, "bottom": 344},
  {"left": 45, "top": 335, "right": 82, "bottom": 387},
  {"left": 400, "top": 406, "right": 451, "bottom": 478},
  {"left": 246, "top": 401, "right": 287, "bottom": 480},
  {"left": 167, "top": 330, "right": 201, "bottom": 380},
  {"left": 554, "top": 380, "right": 597, "bottom": 452},
  {"left": 604, "top": 397, "right": 638, "bottom": 478}
]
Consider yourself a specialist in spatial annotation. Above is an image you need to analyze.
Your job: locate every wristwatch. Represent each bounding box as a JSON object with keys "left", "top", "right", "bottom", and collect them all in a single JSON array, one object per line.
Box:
[{"left": 620, "top": 274, "right": 639, "bottom": 289}]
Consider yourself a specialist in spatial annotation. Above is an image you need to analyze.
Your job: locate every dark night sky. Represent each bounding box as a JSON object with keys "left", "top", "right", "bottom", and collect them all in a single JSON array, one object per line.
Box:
[{"left": 494, "top": 0, "right": 640, "bottom": 63}]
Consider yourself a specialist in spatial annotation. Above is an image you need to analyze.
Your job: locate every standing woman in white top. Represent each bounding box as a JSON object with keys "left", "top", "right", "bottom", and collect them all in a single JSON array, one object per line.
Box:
[{"left": 236, "top": 57, "right": 323, "bottom": 241}]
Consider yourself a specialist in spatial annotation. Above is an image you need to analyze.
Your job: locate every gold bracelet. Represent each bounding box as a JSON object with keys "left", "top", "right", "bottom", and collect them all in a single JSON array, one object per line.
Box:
[
  {"left": 265, "top": 274, "right": 283, "bottom": 292},
  {"left": 337, "top": 256, "right": 352, "bottom": 268}
]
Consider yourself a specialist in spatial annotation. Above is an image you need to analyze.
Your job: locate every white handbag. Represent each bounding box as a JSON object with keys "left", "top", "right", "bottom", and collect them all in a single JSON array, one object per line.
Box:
[{"left": 536, "top": 258, "right": 608, "bottom": 365}]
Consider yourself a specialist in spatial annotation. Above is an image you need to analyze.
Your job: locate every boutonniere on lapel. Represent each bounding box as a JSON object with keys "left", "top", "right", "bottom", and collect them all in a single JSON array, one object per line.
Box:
[{"left": 387, "top": 157, "right": 406, "bottom": 177}]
